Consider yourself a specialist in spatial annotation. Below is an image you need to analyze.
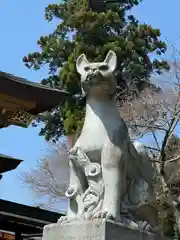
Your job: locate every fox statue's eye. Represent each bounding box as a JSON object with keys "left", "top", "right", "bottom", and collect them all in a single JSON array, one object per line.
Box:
[
  {"left": 99, "top": 65, "right": 109, "bottom": 71},
  {"left": 84, "top": 66, "right": 90, "bottom": 71}
]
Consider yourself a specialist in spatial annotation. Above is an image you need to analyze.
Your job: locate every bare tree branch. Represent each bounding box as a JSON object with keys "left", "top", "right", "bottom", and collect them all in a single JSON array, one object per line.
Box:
[{"left": 20, "top": 141, "right": 69, "bottom": 208}]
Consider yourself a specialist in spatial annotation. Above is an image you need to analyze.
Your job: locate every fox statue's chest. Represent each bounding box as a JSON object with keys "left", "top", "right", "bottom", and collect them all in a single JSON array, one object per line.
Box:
[
  {"left": 74, "top": 121, "right": 107, "bottom": 162},
  {"left": 74, "top": 102, "right": 128, "bottom": 162}
]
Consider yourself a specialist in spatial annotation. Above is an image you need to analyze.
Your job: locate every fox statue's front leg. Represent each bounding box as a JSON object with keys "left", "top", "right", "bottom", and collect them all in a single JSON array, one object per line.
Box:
[{"left": 94, "top": 131, "right": 127, "bottom": 221}]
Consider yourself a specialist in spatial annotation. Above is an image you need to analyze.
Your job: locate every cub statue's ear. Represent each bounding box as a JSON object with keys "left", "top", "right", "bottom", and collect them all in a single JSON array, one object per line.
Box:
[
  {"left": 104, "top": 50, "right": 117, "bottom": 72},
  {"left": 76, "top": 54, "right": 89, "bottom": 75}
]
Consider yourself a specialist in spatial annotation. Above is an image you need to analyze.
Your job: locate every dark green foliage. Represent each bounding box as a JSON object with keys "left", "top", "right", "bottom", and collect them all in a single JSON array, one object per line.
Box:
[{"left": 23, "top": 0, "right": 169, "bottom": 141}]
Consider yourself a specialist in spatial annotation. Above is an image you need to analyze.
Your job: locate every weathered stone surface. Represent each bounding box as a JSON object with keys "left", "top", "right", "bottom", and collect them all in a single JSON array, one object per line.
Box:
[
  {"left": 60, "top": 50, "right": 157, "bottom": 230},
  {"left": 42, "top": 220, "right": 168, "bottom": 240}
]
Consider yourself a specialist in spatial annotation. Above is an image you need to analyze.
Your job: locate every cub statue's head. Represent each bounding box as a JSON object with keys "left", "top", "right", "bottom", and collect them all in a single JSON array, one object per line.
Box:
[{"left": 76, "top": 50, "right": 117, "bottom": 98}]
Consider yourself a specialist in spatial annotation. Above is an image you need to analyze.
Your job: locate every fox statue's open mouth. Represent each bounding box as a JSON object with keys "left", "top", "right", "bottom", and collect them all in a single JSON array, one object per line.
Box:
[{"left": 85, "top": 72, "right": 103, "bottom": 85}]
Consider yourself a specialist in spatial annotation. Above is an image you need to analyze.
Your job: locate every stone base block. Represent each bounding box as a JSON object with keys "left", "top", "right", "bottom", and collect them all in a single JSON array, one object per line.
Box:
[{"left": 42, "top": 220, "right": 168, "bottom": 240}]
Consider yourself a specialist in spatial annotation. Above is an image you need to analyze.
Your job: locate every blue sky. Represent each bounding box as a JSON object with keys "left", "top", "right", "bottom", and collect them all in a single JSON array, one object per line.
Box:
[{"left": 0, "top": 0, "right": 180, "bottom": 211}]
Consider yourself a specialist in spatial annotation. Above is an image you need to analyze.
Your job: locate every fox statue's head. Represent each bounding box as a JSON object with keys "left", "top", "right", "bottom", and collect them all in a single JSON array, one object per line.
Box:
[{"left": 76, "top": 50, "right": 117, "bottom": 98}]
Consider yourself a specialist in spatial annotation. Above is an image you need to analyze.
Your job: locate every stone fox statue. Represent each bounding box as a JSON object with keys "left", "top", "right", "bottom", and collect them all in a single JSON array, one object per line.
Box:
[{"left": 60, "top": 51, "right": 157, "bottom": 228}]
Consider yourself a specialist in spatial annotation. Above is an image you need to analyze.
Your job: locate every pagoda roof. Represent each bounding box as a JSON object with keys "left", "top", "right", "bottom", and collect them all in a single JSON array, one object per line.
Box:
[
  {"left": 0, "top": 199, "right": 64, "bottom": 235},
  {"left": 0, "top": 154, "right": 22, "bottom": 174},
  {"left": 0, "top": 71, "right": 68, "bottom": 115}
]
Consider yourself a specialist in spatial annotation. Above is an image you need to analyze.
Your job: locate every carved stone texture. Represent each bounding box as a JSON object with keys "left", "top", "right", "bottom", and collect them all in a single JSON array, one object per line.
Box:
[
  {"left": 58, "top": 50, "right": 158, "bottom": 231},
  {"left": 43, "top": 220, "right": 169, "bottom": 240}
]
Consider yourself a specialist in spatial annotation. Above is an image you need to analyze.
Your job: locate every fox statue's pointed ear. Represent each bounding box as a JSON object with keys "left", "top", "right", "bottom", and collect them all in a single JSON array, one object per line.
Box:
[
  {"left": 76, "top": 54, "right": 90, "bottom": 75},
  {"left": 104, "top": 50, "right": 117, "bottom": 72}
]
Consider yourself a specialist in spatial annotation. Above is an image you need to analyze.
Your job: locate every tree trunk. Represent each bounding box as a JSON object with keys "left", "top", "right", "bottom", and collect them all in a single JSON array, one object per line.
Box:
[{"left": 67, "top": 133, "right": 79, "bottom": 149}]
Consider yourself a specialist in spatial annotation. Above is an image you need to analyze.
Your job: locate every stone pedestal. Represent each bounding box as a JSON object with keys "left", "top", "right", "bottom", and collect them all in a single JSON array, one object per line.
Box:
[{"left": 42, "top": 220, "right": 168, "bottom": 240}]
